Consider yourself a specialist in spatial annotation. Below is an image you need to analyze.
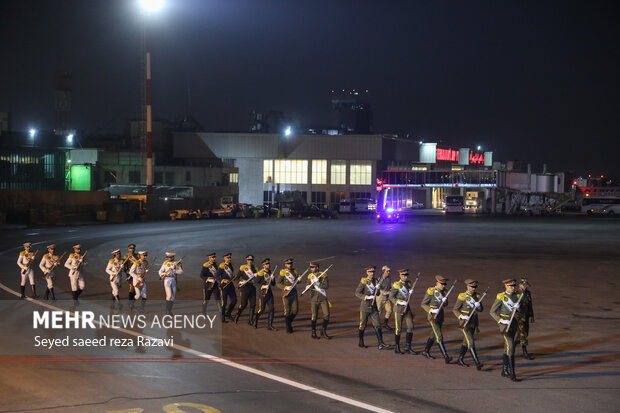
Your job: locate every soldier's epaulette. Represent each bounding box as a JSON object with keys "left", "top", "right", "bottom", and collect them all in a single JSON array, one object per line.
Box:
[
  {"left": 203, "top": 262, "right": 210, "bottom": 268},
  {"left": 496, "top": 292, "right": 505, "bottom": 300},
  {"left": 361, "top": 277, "right": 368, "bottom": 284},
  {"left": 70, "top": 253, "right": 78, "bottom": 258},
  {"left": 475, "top": 293, "right": 481, "bottom": 300},
  {"left": 392, "top": 281, "right": 401, "bottom": 289},
  {"left": 458, "top": 292, "right": 467, "bottom": 301},
  {"left": 109, "top": 259, "right": 115, "bottom": 264},
  {"left": 240, "top": 264, "right": 248, "bottom": 271},
  {"left": 219, "top": 263, "right": 227, "bottom": 269},
  {"left": 19, "top": 251, "right": 26, "bottom": 256},
  {"left": 426, "top": 287, "right": 435, "bottom": 295},
  {"left": 43, "top": 253, "right": 49, "bottom": 259}
]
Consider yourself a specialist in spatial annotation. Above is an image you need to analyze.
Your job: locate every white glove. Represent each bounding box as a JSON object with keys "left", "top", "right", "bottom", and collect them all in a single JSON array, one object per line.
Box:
[
  {"left": 473, "top": 301, "right": 481, "bottom": 309},
  {"left": 365, "top": 295, "right": 374, "bottom": 301},
  {"left": 430, "top": 309, "right": 439, "bottom": 314},
  {"left": 514, "top": 303, "right": 520, "bottom": 310},
  {"left": 459, "top": 315, "right": 469, "bottom": 321},
  {"left": 285, "top": 286, "right": 292, "bottom": 291},
  {"left": 441, "top": 297, "right": 447, "bottom": 304},
  {"left": 397, "top": 300, "right": 407, "bottom": 306},
  {"left": 499, "top": 319, "right": 510, "bottom": 325},
  {"left": 261, "top": 285, "right": 268, "bottom": 290}
]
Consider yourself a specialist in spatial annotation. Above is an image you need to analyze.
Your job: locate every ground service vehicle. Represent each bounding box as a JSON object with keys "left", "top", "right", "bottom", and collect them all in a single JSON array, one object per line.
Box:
[
  {"left": 444, "top": 195, "right": 464, "bottom": 213},
  {"left": 377, "top": 207, "right": 401, "bottom": 223}
]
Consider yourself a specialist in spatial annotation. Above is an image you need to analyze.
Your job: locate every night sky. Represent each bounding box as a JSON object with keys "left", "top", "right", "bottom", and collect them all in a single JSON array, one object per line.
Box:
[{"left": 1, "top": 0, "right": 619, "bottom": 176}]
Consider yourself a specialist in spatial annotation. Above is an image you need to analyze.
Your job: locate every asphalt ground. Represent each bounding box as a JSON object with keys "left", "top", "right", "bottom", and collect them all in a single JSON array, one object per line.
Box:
[{"left": 0, "top": 214, "right": 619, "bottom": 412}]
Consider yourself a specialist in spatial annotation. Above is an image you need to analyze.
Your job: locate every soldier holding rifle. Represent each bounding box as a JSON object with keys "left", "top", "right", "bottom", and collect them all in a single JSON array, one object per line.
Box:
[
  {"left": 17, "top": 242, "right": 38, "bottom": 299},
  {"left": 452, "top": 279, "right": 486, "bottom": 370},
  {"left": 421, "top": 275, "right": 454, "bottom": 363},
  {"left": 123, "top": 244, "right": 139, "bottom": 303},
  {"left": 254, "top": 259, "right": 277, "bottom": 331},
  {"left": 216, "top": 253, "right": 237, "bottom": 322},
  {"left": 389, "top": 269, "right": 418, "bottom": 355},
  {"left": 200, "top": 252, "right": 221, "bottom": 316},
  {"left": 490, "top": 278, "right": 521, "bottom": 382},
  {"left": 303, "top": 262, "right": 331, "bottom": 340},
  {"left": 354, "top": 266, "right": 390, "bottom": 350},
  {"left": 130, "top": 251, "right": 150, "bottom": 310},
  {"left": 39, "top": 244, "right": 63, "bottom": 301},
  {"left": 234, "top": 255, "right": 259, "bottom": 325},
  {"left": 159, "top": 252, "right": 184, "bottom": 315},
  {"left": 106, "top": 249, "right": 125, "bottom": 308},
  {"left": 64, "top": 244, "right": 87, "bottom": 305},
  {"left": 277, "top": 258, "right": 305, "bottom": 334}
]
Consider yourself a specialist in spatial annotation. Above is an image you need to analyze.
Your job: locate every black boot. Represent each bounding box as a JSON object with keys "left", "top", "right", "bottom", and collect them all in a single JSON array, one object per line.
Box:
[
  {"left": 320, "top": 319, "right": 331, "bottom": 339},
  {"left": 166, "top": 300, "right": 174, "bottom": 316},
  {"left": 253, "top": 313, "right": 260, "bottom": 329},
  {"left": 221, "top": 307, "right": 228, "bottom": 323},
  {"left": 234, "top": 309, "right": 241, "bottom": 324},
  {"left": 437, "top": 341, "right": 452, "bottom": 364},
  {"left": 509, "top": 355, "right": 519, "bottom": 382},
  {"left": 394, "top": 334, "right": 403, "bottom": 354},
  {"left": 31, "top": 285, "right": 37, "bottom": 299},
  {"left": 375, "top": 328, "right": 391, "bottom": 350},
  {"left": 285, "top": 315, "right": 293, "bottom": 334},
  {"left": 50, "top": 288, "right": 56, "bottom": 300},
  {"left": 20, "top": 285, "right": 26, "bottom": 299},
  {"left": 116, "top": 295, "right": 123, "bottom": 310},
  {"left": 358, "top": 330, "right": 367, "bottom": 348},
  {"left": 405, "top": 332, "right": 418, "bottom": 355},
  {"left": 140, "top": 298, "right": 146, "bottom": 311},
  {"left": 457, "top": 345, "right": 469, "bottom": 367},
  {"left": 311, "top": 320, "right": 319, "bottom": 339},
  {"left": 501, "top": 354, "right": 509, "bottom": 377},
  {"left": 383, "top": 318, "right": 394, "bottom": 331},
  {"left": 248, "top": 308, "right": 255, "bottom": 326},
  {"left": 422, "top": 338, "right": 435, "bottom": 359},
  {"left": 470, "top": 348, "right": 483, "bottom": 370},
  {"left": 267, "top": 313, "right": 278, "bottom": 331},
  {"left": 522, "top": 345, "right": 534, "bottom": 360},
  {"left": 202, "top": 303, "right": 207, "bottom": 316},
  {"left": 290, "top": 313, "right": 297, "bottom": 333},
  {"left": 44, "top": 288, "right": 50, "bottom": 301}
]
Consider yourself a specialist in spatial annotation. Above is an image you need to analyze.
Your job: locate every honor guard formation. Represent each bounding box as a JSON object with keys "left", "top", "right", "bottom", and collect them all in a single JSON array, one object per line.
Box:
[{"left": 17, "top": 242, "right": 535, "bottom": 381}]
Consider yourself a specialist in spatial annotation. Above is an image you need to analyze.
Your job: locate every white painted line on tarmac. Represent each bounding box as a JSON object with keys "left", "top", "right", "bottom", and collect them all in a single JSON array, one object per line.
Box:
[
  {"left": 0, "top": 270, "right": 393, "bottom": 413},
  {"left": 310, "top": 256, "right": 336, "bottom": 262},
  {"left": 26, "top": 232, "right": 39, "bottom": 236}
]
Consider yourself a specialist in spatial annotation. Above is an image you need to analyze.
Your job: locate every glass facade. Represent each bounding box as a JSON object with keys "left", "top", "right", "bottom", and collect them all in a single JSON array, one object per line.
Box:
[
  {"left": 311, "top": 160, "right": 327, "bottom": 184},
  {"left": 274, "top": 160, "right": 308, "bottom": 184},
  {"left": 263, "top": 160, "right": 273, "bottom": 183},
  {"left": 331, "top": 160, "right": 346, "bottom": 185},
  {"left": 350, "top": 161, "right": 372, "bottom": 185}
]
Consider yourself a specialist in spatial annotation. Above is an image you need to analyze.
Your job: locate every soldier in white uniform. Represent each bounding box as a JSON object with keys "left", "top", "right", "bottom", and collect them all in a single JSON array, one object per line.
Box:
[
  {"left": 17, "top": 242, "right": 38, "bottom": 299},
  {"left": 106, "top": 249, "right": 124, "bottom": 308},
  {"left": 39, "top": 244, "right": 62, "bottom": 300},
  {"left": 64, "top": 244, "right": 87, "bottom": 304},
  {"left": 131, "top": 251, "right": 149, "bottom": 310},
  {"left": 159, "top": 252, "right": 183, "bottom": 315}
]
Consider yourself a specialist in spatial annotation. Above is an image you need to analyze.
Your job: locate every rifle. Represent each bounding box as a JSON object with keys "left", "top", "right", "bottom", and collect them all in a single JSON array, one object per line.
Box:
[
  {"left": 399, "top": 272, "right": 420, "bottom": 315},
  {"left": 260, "top": 265, "right": 277, "bottom": 296},
  {"left": 284, "top": 267, "right": 310, "bottom": 297},
  {"left": 459, "top": 286, "right": 489, "bottom": 329},
  {"left": 110, "top": 256, "right": 131, "bottom": 283},
  {"left": 301, "top": 264, "right": 333, "bottom": 296},
  {"left": 205, "top": 264, "right": 218, "bottom": 290},
  {"left": 239, "top": 266, "right": 259, "bottom": 287},
  {"left": 367, "top": 277, "right": 382, "bottom": 308},
  {"left": 430, "top": 280, "right": 456, "bottom": 321},
  {"left": 134, "top": 257, "right": 156, "bottom": 288},
  {"left": 159, "top": 256, "right": 184, "bottom": 279},
  {"left": 42, "top": 251, "right": 66, "bottom": 278},
  {"left": 501, "top": 287, "right": 526, "bottom": 335},
  {"left": 70, "top": 250, "right": 88, "bottom": 273},
  {"left": 22, "top": 250, "right": 39, "bottom": 274},
  {"left": 219, "top": 264, "right": 237, "bottom": 288}
]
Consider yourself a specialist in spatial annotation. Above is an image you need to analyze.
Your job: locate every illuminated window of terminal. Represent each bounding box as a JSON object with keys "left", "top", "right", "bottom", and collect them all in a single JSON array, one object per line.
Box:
[
  {"left": 411, "top": 166, "right": 428, "bottom": 171},
  {"left": 312, "top": 160, "right": 327, "bottom": 184},
  {"left": 274, "top": 160, "right": 308, "bottom": 184},
  {"left": 331, "top": 160, "right": 346, "bottom": 185},
  {"left": 230, "top": 172, "right": 238, "bottom": 184},
  {"left": 263, "top": 160, "right": 273, "bottom": 183},
  {"left": 350, "top": 161, "right": 372, "bottom": 185}
]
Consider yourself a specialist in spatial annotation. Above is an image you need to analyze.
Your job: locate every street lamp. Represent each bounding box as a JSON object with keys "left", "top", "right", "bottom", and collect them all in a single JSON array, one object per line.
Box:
[
  {"left": 139, "top": 0, "right": 164, "bottom": 196},
  {"left": 67, "top": 134, "right": 74, "bottom": 145},
  {"left": 29, "top": 128, "right": 37, "bottom": 138}
]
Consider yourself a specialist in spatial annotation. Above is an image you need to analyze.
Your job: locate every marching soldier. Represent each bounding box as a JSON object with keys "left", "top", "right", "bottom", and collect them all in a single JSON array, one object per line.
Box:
[
  {"left": 39, "top": 244, "right": 61, "bottom": 300},
  {"left": 377, "top": 265, "right": 394, "bottom": 330},
  {"left": 421, "top": 275, "right": 452, "bottom": 363},
  {"left": 277, "top": 258, "right": 301, "bottom": 334},
  {"left": 159, "top": 252, "right": 183, "bottom": 315},
  {"left": 105, "top": 249, "right": 124, "bottom": 308},
  {"left": 234, "top": 255, "right": 258, "bottom": 325},
  {"left": 131, "top": 251, "right": 149, "bottom": 311},
  {"left": 354, "top": 266, "right": 390, "bottom": 350},
  {"left": 123, "top": 244, "right": 139, "bottom": 303},
  {"left": 517, "top": 278, "right": 535, "bottom": 360},
  {"left": 254, "top": 258, "right": 277, "bottom": 331},
  {"left": 17, "top": 242, "right": 37, "bottom": 299},
  {"left": 452, "top": 279, "right": 484, "bottom": 370},
  {"left": 64, "top": 244, "right": 87, "bottom": 305},
  {"left": 490, "top": 279, "right": 521, "bottom": 382},
  {"left": 306, "top": 262, "right": 331, "bottom": 339},
  {"left": 216, "top": 253, "right": 237, "bottom": 322},
  {"left": 389, "top": 269, "right": 417, "bottom": 355},
  {"left": 200, "top": 252, "right": 221, "bottom": 315}
]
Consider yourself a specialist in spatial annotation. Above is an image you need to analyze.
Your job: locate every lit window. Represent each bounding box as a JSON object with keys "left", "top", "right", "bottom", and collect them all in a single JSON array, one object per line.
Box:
[
  {"left": 350, "top": 161, "right": 371, "bottom": 185},
  {"left": 230, "top": 172, "right": 238, "bottom": 184},
  {"left": 331, "top": 160, "right": 346, "bottom": 185},
  {"left": 312, "top": 160, "right": 327, "bottom": 184},
  {"left": 274, "top": 160, "right": 308, "bottom": 184},
  {"left": 263, "top": 160, "right": 273, "bottom": 183}
]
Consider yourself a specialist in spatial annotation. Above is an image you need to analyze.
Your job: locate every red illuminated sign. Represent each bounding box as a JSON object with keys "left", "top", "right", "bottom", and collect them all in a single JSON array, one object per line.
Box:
[
  {"left": 436, "top": 148, "right": 459, "bottom": 162},
  {"left": 469, "top": 151, "right": 485, "bottom": 164},
  {"left": 376, "top": 178, "right": 384, "bottom": 192}
]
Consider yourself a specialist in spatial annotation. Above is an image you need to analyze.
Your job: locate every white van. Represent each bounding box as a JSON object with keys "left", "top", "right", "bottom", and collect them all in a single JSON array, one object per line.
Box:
[{"left": 444, "top": 195, "right": 464, "bottom": 213}]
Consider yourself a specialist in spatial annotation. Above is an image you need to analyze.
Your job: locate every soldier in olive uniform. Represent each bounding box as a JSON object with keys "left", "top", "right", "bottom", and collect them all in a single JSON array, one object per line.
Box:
[
  {"left": 305, "top": 262, "right": 331, "bottom": 339},
  {"left": 123, "top": 244, "right": 139, "bottom": 303},
  {"left": 490, "top": 279, "right": 521, "bottom": 382},
  {"left": 376, "top": 265, "right": 394, "bottom": 330},
  {"left": 355, "top": 266, "right": 390, "bottom": 349},
  {"left": 420, "top": 275, "right": 453, "bottom": 363},
  {"left": 200, "top": 253, "right": 221, "bottom": 315},
  {"left": 389, "top": 269, "right": 418, "bottom": 355},
  {"left": 452, "top": 279, "right": 484, "bottom": 370},
  {"left": 254, "top": 258, "right": 278, "bottom": 331},
  {"left": 277, "top": 258, "right": 302, "bottom": 334},
  {"left": 234, "top": 255, "right": 258, "bottom": 325},
  {"left": 216, "top": 253, "right": 237, "bottom": 322},
  {"left": 517, "top": 278, "right": 535, "bottom": 360}
]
